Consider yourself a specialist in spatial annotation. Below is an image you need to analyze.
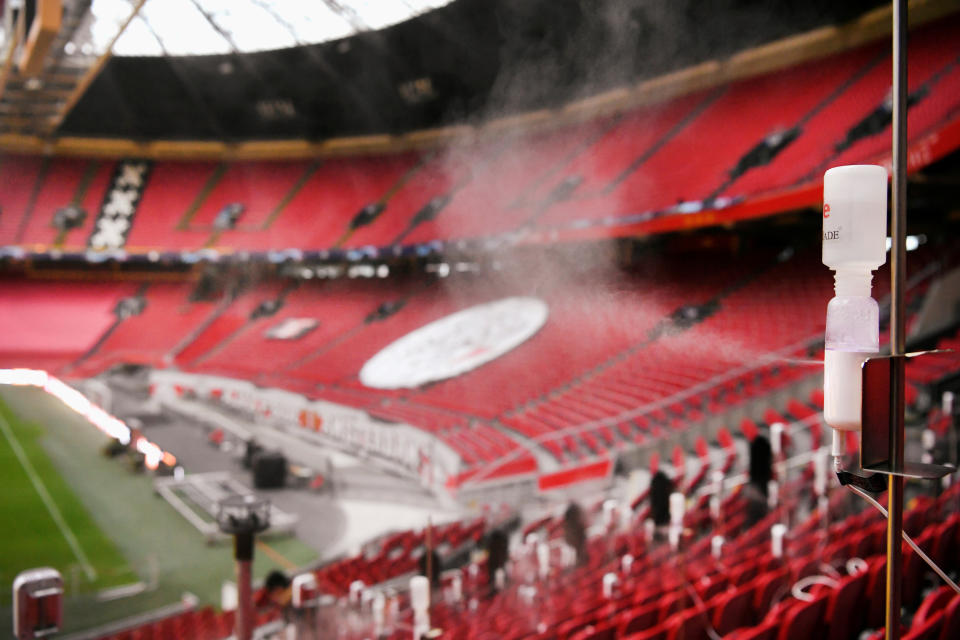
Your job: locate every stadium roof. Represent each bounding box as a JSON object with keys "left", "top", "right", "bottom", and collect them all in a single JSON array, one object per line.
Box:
[
  {"left": 0, "top": 0, "right": 890, "bottom": 142},
  {"left": 40, "top": 0, "right": 455, "bottom": 57}
]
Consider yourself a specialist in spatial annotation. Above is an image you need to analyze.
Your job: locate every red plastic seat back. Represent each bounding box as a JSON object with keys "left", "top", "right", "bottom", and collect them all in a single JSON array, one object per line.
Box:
[
  {"left": 657, "top": 589, "right": 692, "bottom": 624},
  {"left": 776, "top": 594, "right": 828, "bottom": 640},
  {"left": 939, "top": 594, "right": 960, "bottom": 640},
  {"left": 914, "top": 586, "right": 955, "bottom": 627},
  {"left": 665, "top": 607, "right": 709, "bottom": 640},
  {"left": 624, "top": 621, "right": 668, "bottom": 640},
  {"left": 902, "top": 610, "right": 944, "bottom": 640},
  {"left": 752, "top": 567, "right": 790, "bottom": 613},
  {"left": 866, "top": 556, "right": 888, "bottom": 629},
  {"left": 825, "top": 570, "right": 869, "bottom": 640},
  {"left": 570, "top": 623, "right": 617, "bottom": 640},
  {"left": 726, "top": 621, "right": 778, "bottom": 640},
  {"left": 713, "top": 585, "right": 756, "bottom": 635},
  {"left": 931, "top": 515, "right": 960, "bottom": 569},
  {"left": 619, "top": 602, "right": 659, "bottom": 636}
]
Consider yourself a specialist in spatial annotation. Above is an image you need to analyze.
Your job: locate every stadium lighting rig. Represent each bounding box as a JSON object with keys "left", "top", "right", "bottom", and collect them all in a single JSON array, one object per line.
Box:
[
  {"left": 823, "top": 3, "right": 956, "bottom": 638},
  {"left": 0, "top": 368, "right": 176, "bottom": 469}
]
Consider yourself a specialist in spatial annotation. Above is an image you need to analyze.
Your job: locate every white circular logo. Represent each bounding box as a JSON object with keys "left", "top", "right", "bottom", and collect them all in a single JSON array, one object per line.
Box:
[{"left": 359, "top": 297, "right": 549, "bottom": 389}]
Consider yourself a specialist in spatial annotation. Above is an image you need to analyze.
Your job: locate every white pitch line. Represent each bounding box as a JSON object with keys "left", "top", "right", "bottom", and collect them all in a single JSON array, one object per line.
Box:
[{"left": 0, "top": 410, "right": 97, "bottom": 581}]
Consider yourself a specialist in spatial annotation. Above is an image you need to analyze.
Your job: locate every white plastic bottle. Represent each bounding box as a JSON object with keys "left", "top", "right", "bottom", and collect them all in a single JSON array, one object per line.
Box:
[{"left": 822, "top": 165, "right": 888, "bottom": 446}]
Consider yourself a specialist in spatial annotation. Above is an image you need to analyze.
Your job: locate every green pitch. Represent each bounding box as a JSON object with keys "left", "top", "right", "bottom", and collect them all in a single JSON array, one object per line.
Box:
[
  {"left": 0, "top": 385, "right": 318, "bottom": 635},
  {"left": 0, "top": 393, "right": 136, "bottom": 599}
]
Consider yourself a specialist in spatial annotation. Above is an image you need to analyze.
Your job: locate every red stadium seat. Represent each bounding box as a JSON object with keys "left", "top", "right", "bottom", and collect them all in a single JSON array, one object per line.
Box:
[
  {"left": 939, "top": 594, "right": 960, "bottom": 640},
  {"left": 625, "top": 622, "right": 668, "bottom": 640},
  {"left": 752, "top": 567, "right": 790, "bottom": 613},
  {"left": 773, "top": 594, "right": 828, "bottom": 640},
  {"left": 570, "top": 623, "right": 617, "bottom": 640},
  {"left": 619, "top": 601, "right": 660, "bottom": 636},
  {"left": 824, "top": 570, "right": 869, "bottom": 640},
  {"left": 664, "top": 607, "right": 710, "bottom": 640},
  {"left": 724, "top": 621, "right": 778, "bottom": 640},
  {"left": 903, "top": 611, "right": 945, "bottom": 640},
  {"left": 914, "top": 587, "right": 956, "bottom": 627},
  {"left": 712, "top": 585, "right": 756, "bottom": 635}
]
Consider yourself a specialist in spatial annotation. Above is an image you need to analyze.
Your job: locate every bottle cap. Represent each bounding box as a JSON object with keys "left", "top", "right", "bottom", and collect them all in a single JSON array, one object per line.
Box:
[
  {"left": 824, "top": 165, "right": 888, "bottom": 206},
  {"left": 823, "top": 165, "right": 888, "bottom": 270}
]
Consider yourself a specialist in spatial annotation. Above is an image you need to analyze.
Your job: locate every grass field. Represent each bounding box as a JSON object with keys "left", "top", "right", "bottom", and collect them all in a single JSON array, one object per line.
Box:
[
  {"left": 0, "top": 394, "right": 136, "bottom": 599},
  {"left": 0, "top": 385, "right": 319, "bottom": 635}
]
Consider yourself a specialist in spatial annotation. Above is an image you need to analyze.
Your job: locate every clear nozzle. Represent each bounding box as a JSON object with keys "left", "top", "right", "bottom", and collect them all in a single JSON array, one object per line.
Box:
[{"left": 832, "top": 428, "right": 846, "bottom": 458}]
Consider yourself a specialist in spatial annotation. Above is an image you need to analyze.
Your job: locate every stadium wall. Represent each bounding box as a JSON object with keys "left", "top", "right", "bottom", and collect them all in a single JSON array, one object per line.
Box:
[
  {"left": 149, "top": 371, "right": 620, "bottom": 500},
  {"left": 149, "top": 370, "right": 461, "bottom": 492}
]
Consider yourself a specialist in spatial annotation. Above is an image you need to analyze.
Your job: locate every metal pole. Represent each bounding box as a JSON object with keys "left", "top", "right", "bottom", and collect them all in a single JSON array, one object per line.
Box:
[
  {"left": 235, "top": 532, "right": 255, "bottom": 640},
  {"left": 885, "top": 0, "right": 908, "bottom": 638},
  {"left": 236, "top": 559, "right": 253, "bottom": 640}
]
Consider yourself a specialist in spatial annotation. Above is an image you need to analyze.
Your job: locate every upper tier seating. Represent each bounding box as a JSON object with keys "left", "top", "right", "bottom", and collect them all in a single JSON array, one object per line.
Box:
[{"left": 1, "top": 16, "right": 959, "bottom": 255}]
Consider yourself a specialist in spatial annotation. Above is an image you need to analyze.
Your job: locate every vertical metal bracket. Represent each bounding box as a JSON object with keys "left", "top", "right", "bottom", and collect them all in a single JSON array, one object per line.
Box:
[{"left": 861, "top": 350, "right": 955, "bottom": 478}]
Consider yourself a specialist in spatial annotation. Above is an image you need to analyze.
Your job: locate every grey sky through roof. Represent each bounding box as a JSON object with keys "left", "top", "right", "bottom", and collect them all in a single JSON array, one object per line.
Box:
[{"left": 11, "top": 0, "right": 455, "bottom": 57}]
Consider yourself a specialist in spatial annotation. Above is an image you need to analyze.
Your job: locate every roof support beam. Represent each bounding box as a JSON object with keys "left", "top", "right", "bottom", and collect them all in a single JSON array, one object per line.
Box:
[
  {"left": 18, "top": 0, "right": 62, "bottom": 77},
  {"left": 0, "top": 9, "right": 26, "bottom": 104},
  {"left": 45, "top": 0, "right": 147, "bottom": 136}
]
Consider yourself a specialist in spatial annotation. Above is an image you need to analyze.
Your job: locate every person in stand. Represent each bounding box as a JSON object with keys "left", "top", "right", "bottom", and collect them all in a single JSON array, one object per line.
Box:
[
  {"left": 484, "top": 528, "right": 508, "bottom": 596},
  {"left": 744, "top": 435, "right": 773, "bottom": 526},
  {"left": 418, "top": 547, "right": 442, "bottom": 592},
  {"left": 563, "top": 502, "right": 588, "bottom": 567},
  {"left": 649, "top": 471, "right": 674, "bottom": 527},
  {"left": 261, "top": 570, "right": 294, "bottom": 614},
  {"left": 243, "top": 438, "right": 262, "bottom": 469},
  {"left": 648, "top": 470, "right": 675, "bottom": 542},
  {"left": 259, "top": 570, "right": 323, "bottom": 639}
]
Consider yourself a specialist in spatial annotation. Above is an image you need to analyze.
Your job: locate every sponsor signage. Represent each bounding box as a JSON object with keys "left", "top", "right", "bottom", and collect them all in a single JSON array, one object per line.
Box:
[
  {"left": 265, "top": 318, "right": 318, "bottom": 340},
  {"left": 360, "top": 297, "right": 549, "bottom": 389}
]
